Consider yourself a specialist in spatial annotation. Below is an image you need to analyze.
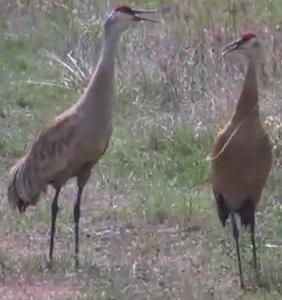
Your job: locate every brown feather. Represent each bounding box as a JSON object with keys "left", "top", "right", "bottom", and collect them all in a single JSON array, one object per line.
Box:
[
  {"left": 211, "top": 115, "right": 272, "bottom": 211},
  {"left": 7, "top": 105, "right": 112, "bottom": 212},
  {"left": 211, "top": 54, "right": 272, "bottom": 213},
  {"left": 6, "top": 7, "right": 156, "bottom": 266}
]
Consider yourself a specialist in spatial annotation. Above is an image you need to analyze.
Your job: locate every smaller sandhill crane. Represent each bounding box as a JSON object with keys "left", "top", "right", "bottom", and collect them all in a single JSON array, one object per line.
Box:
[
  {"left": 7, "top": 6, "right": 157, "bottom": 267},
  {"left": 210, "top": 32, "right": 272, "bottom": 288}
]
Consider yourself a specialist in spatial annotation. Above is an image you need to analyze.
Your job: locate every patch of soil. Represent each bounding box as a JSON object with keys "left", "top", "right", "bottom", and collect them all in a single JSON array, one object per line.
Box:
[
  {"left": 0, "top": 279, "right": 79, "bottom": 300},
  {"left": 0, "top": 231, "right": 30, "bottom": 257}
]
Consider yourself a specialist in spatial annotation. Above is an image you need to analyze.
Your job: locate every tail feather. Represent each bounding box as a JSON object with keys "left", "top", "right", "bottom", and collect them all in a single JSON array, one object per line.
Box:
[{"left": 7, "top": 156, "right": 42, "bottom": 213}]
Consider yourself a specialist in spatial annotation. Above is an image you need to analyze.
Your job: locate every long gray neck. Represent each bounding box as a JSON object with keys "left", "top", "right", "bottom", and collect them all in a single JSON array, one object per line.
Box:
[
  {"left": 232, "top": 56, "right": 259, "bottom": 123},
  {"left": 78, "top": 33, "right": 120, "bottom": 119}
]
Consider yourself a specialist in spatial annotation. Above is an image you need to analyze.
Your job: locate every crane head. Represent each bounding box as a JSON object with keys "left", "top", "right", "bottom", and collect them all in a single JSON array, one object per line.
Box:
[
  {"left": 105, "top": 5, "right": 158, "bottom": 35},
  {"left": 222, "top": 31, "right": 260, "bottom": 58}
]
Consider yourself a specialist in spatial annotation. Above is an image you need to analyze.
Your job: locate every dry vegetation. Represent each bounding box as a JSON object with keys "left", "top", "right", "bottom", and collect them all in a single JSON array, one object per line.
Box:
[{"left": 1, "top": 0, "right": 282, "bottom": 299}]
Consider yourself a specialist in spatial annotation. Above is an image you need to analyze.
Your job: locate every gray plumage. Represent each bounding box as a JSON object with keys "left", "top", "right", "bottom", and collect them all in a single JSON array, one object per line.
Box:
[{"left": 7, "top": 5, "right": 157, "bottom": 267}]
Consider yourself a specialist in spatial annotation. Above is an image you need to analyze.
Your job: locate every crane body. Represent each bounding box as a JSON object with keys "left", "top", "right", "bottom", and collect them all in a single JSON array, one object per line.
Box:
[
  {"left": 7, "top": 6, "right": 157, "bottom": 267},
  {"left": 211, "top": 32, "right": 272, "bottom": 288}
]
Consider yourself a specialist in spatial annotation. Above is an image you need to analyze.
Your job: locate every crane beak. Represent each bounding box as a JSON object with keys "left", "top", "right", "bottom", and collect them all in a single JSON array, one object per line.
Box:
[
  {"left": 222, "top": 38, "right": 243, "bottom": 56},
  {"left": 131, "top": 8, "right": 159, "bottom": 23}
]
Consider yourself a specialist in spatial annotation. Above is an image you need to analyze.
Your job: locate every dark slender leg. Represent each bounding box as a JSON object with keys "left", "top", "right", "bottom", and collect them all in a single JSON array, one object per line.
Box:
[
  {"left": 74, "top": 186, "right": 84, "bottom": 268},
  {"left": 231, "top": 213, "right": 245, "bottom": 289},
  {"left": 49, "top": 187, "right": 61, "bottom": 265},
  {"left": 249, "top": 211, "right": 258, "bottom": 278}
]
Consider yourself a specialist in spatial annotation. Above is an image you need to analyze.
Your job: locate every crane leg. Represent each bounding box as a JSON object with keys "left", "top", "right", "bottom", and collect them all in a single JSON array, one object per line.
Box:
[
  {"left": 249, "top": 211, "right": 258, "bottom": 278},
  {"left": 49, "top": 187, "right": 61, "bottom": 266},
  {"left": 231, "top": 212, "right": 245, "bottom": 289},
  {"left": 74, "top": 186, "right": 84, "bottom": 268}
]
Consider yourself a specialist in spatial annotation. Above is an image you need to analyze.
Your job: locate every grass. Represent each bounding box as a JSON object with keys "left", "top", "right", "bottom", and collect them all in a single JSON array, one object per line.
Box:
[{"left": 1, "top": 0, "right": 282, "bottom": 299}]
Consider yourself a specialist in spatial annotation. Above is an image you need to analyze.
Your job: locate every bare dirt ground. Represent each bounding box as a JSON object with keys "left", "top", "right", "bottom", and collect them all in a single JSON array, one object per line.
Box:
[{"left": 0, "top": 280, "right": 78, "bottom": 300}]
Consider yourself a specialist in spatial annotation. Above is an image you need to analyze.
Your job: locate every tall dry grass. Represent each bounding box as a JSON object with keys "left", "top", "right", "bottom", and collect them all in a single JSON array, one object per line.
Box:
[{"left": 1, "top": 0, "right": 282, "bottom": 152}]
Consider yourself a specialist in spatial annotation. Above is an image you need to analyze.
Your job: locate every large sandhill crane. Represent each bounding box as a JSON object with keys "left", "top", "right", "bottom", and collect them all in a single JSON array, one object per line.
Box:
[
  {"left": 7, "top": 6, "right": 157, "bottom": 267},
  {"left": 210, "top": 32, "right": 272, "bottom": 288}
]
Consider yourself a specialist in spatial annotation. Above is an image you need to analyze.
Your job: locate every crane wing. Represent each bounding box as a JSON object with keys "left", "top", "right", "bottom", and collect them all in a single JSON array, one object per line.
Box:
[{"left": 26, "top": 110, "right": 82, "bottom": 185}]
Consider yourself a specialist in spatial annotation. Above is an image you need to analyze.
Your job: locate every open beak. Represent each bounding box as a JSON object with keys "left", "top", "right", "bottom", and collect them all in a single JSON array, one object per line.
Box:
[
  {"left": 131, "top": 8, "right": 159, "bottom": 23},
  {"left": 222, "top": 38, "right": 243, "bottom": 56}
]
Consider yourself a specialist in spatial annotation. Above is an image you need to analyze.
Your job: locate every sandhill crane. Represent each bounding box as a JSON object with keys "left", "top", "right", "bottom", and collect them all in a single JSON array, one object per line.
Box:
[
  {"left": 210, "top": 32, "right": 272, "bottom": 288},
  {"left": 7, "top": 6, "right": 157, "bottom": 267}
]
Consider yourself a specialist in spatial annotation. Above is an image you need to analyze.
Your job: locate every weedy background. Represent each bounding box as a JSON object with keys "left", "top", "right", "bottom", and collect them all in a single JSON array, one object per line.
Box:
[{"left": 1, "top": 0, "right": 282, "bottom": 299}]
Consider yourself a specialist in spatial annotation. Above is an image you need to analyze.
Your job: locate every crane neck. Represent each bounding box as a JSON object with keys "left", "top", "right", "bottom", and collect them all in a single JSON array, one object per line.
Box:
[
  {"left": 232, "top": 56, "right": 259, "bottom": 124},
  {"left": 84, "top": 33, "right": 119, "bottom": 97},
  {"left": 99, "top": 33, "right": 120, "bottom": 70},
  {"left": 77, "top": 31, "right": 121, "bottom": 122}
]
